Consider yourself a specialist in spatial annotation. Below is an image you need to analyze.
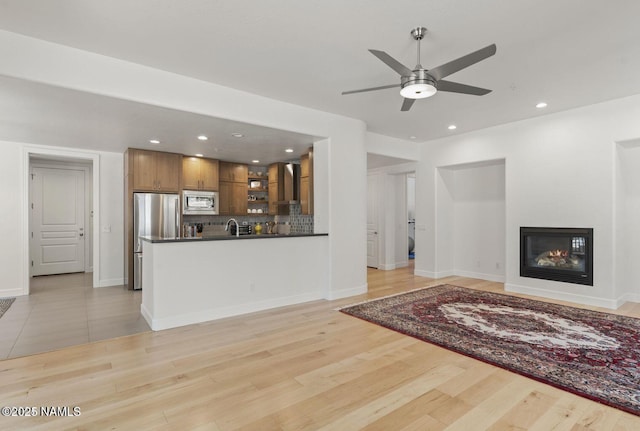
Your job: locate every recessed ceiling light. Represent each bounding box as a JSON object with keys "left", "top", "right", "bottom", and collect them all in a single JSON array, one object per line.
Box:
[
  {"left": 195, "top": 153, "right": 203, "bottom": 157},
  {"left": 252, "top": 159, "right": 260, "bottom": 163},
  {"left": 231, "top": 133, "right": 244, "bottom": 138},
  {"left": 448, "top": 125, "right": 457, "bottom": 130},
  {"left": 197, "top": 135, "right": 208, "bottom": 141},
  {"left": 285, "top": 148, "right": 294, "bottom": 153},
  {"left": 409, "top": 136, "right": 417, "bottom": 140},
  {"left": 536, "top": 102, "right": 548, "bottom": 109},
  {"left": 149, "top": 139, "right": 160, "bottom": 144}
]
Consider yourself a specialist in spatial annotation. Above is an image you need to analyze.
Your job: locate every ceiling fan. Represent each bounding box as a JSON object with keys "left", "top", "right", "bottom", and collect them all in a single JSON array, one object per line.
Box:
[{"left": 342, "top": 27, "right": 497, "bottom": 111}]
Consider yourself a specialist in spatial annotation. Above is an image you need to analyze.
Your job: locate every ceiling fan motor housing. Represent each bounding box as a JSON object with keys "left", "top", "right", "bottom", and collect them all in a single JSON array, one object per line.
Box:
[{"left": 401, "top": 69, "right": 437, "bottom": 98}]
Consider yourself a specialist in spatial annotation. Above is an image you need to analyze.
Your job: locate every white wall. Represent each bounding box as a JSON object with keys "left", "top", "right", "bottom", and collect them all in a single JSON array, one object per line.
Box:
[
  {"left": 366, "top": 132, "right": 420, "bottom": 161},
  {"left": 0, "top": 141, "right": 123, "bottom": 298},
  {"left": 392, "top": 174, "right": 408, "bottom": 267},
  {"left": 0, "top": 30, "right": 367, "bottom": 299},
  {"left": 407, "top": 175, "right": 415, "bottom": 220},
  {"left": 449, "top": 161, "right": 505, "bottom": 282},
  {"left": 432, "top": 167, "right": 455, "bottom": 278},
  {"left": 0, "top": 141, "right": 26, "bottom": 297},
  {"left": 97, "top": 151, "right": 124, "bottom": 287},
  {"left": 615, "top": 140, "right": 640, "bottom": 303},
  {"left": 416, "top": 94, "right": 640, "bottom": 308}
]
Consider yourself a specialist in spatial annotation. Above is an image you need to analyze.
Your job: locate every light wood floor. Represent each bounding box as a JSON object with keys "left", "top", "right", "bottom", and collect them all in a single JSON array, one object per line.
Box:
[{"left": 1, "top": 264, "right": 639, "bottom": 430}]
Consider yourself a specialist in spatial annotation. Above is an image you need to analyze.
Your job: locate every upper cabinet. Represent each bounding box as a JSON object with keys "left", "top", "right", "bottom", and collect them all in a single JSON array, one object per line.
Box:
[
  {"left": 219, "top": 162, "right": 248, "bottom": 183},
  {"left": 128, "top": 148, "right": 181, "bottom": 192},
  {"left": 268, "top": 162, "right": 285, "bottom": 215},
  {"left": 219, "top": 162, "right": 248, "bottom": 215},
  {"left": 182, "top": 156, "right": 219, "bottom": 191},
  {"left": 300, "top": 150, "right": 313, "bottom": 215}
]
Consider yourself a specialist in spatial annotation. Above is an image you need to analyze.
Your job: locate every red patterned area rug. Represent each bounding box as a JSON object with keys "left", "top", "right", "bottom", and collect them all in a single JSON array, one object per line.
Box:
[{"left": 339, "top": 285, "right": 640, "bottom": 416}]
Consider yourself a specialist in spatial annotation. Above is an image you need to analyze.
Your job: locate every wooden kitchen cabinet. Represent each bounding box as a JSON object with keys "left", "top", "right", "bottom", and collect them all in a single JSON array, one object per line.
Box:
[
  {"left": 268, "top": 162, "right": 285, "bottom": 215},
  {"left": 300, "top": 176, "right": 310, "bottom": 214},
  {"left": 219, "top": 162, "right": 248, "bottom": 215},
  {"left": 182, "top": 156, "right": 219, "bottom": 191},
  {"left": 219, "top": 181, "right": 247, "bottom": 215},
  {"left": 300, "top": 150, "right": 313, "bottom": 215},
  {"left": 129, "top": 148, "right": 181, "bottom": 192},
  {"left": 219, "top": 162, "right": 248, "bottom": 183}
]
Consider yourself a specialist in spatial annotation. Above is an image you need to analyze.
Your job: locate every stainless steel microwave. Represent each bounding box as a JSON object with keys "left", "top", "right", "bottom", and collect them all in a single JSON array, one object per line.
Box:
[{"left": 182, "top": 190, "right": 219, "bottom": 215}]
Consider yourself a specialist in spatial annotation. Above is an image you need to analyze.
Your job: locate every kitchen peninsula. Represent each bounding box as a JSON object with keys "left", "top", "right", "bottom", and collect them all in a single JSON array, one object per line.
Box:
[{"left": 140, "top": 233, "right": 328, "bottom": 330}]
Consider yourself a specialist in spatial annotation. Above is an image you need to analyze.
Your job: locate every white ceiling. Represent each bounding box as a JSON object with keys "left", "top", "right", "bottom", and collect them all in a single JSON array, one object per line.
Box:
[{"left": 1, "top": 0, "right": 640, "bottom": 162}]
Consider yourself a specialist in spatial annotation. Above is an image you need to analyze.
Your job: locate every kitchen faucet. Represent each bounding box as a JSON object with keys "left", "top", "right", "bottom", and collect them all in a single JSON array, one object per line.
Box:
[{"left": 225, "top": 218, "right": 240, "bottom": 237}]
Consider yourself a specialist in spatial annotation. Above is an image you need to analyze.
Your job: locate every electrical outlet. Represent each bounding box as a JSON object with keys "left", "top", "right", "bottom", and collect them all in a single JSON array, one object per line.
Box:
[{"left": 102, "top": 225, "right": 111, "bottom": 233}]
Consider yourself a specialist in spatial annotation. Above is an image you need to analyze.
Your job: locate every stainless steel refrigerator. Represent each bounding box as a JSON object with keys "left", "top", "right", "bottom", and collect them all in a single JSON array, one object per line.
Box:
[{"left": 133, "top": 193, "right": 180, "bottom": 290}]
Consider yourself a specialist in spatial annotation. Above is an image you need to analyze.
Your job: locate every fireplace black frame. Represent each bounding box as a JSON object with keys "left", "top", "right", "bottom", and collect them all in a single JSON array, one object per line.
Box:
[{"left": 520, "top": 227, "right": 593, "bottom": 286}]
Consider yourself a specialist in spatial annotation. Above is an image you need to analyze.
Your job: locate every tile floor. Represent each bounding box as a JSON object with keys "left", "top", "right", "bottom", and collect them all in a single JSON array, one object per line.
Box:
[{"left": 0, "top": 272, "right": 150, "bottom": 359}]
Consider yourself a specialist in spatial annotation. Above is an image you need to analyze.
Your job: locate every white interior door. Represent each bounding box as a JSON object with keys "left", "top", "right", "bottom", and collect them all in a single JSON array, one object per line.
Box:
[
  {"left": 31, "top": 167, "right": 85, "bottom": 275},
  {"left": 367, "top": 174, "right": 379, "bottom": 268}
]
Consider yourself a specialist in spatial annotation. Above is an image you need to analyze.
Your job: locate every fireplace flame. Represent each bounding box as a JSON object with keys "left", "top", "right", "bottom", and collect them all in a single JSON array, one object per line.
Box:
[{"left": 548, "top": 249, "right": 569, "bottom": 258}]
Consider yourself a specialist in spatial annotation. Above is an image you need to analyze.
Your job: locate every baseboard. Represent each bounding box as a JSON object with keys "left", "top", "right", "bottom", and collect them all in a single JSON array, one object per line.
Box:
[
  {"left": 0, "top": 287, "right": 26, "bottom": 297},
  {"left": 414, "top": 269, "right": 436, "bottom": 278},
  {"left": 143, "top": 292, "right": 325, "bottom": 331},
  {"left": 96, "top": 278, "right": 125, "bottom": 288},
  {"left": 413, "top": 269, "right": 455, "bottom": 279},
  {"left": 505, "top": 282, "right": 619, "bottom": 309},
  {"left": 454, "top": 270, "right": 505, "bottom": 283},
  {"left": 379, "top": 261, "right": 409, "bottom": 271},
  {"left": 431, "top": 270, "right": 455, "bottom": 279},
  {"left": 325, "top": 283, "right": 368, "bottom": 300},
  {"left": 140, "top": 303, "right": 153, "bottom": 329},
  {"left": 616, "top": 292, "right": 640, "bottom": 308}
]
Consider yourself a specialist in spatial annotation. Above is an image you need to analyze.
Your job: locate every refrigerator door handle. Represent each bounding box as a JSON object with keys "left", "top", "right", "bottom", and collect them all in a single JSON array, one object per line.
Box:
[
  {"left": 134, "top": 252, "right": 143, "bottom": 290},
  {"left": 175, "top": 202, "right": 180, "bottom": 238}
]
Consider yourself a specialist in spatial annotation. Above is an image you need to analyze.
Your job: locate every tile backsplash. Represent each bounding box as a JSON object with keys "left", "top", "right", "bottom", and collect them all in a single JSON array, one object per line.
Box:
[{"left": 183, "top": 203, "right": 314, "bottom": 236}]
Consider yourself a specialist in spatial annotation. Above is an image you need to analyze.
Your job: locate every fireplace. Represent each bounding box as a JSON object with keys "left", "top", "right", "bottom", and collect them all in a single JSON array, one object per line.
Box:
[{"left": 520, "top": 227, "right": 593, "bottom": 286}]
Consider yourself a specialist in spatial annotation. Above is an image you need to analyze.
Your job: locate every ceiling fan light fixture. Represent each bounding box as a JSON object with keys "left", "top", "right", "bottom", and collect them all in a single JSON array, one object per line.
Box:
[{"left": 400, "top": 82, "right": 437, "bottom": 99}]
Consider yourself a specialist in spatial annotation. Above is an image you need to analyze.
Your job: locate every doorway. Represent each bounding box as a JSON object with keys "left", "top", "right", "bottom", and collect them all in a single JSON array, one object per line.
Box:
[
  {"left": 30, "top": 162, "right": 92, "bottom": 276},
  {"left": 367, "top": 169, "right": 416, "bottom": 270},
  {"left": 29, "top": 161, "right": 91, "bottom": 276},
  {"left": 367, "top": 173, "right": 379, "bottom": 268},
  {"left": 408, "top": 173, "right": 415, "bottom": 260}
]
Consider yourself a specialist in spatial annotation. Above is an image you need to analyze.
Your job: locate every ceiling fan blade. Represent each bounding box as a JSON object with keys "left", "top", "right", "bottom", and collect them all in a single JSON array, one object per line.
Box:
[
  {"left": 342, "top": 83, "right": 400, "bottom": 95},
  {"left": 401, "top": 98, "right": 416, "bottom": 111},
  {"left": 428, "top": 44, "right": 497, "bottom": 81},
  {"left": 437, "top": 80, "right": 492, "bottom": 96},
  {"left": 369, "top": 49, "right": 415, "bottom": 77}
]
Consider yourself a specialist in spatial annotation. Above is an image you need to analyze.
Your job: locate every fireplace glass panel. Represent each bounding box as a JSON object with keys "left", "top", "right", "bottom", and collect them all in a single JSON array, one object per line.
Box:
[
  {"left": 520, "top": 227, "right": 593, "bottom": 286},
  {"left": 525, "top": 235, "right": 586, "bottom": 272}
]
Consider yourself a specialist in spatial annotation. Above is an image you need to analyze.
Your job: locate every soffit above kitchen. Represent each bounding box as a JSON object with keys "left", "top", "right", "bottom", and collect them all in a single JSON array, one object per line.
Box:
[
  {"left": 1, "top": 0, "right": 640, "bottom": 145},
  {"left": 0, "top": 74, "right": 318, "bottom": 164}
]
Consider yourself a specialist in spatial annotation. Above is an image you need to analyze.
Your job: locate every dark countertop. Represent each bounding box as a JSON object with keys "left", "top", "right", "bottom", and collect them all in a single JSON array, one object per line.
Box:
[{"left": 140, "top": 233, "right": 328, "bottom": 243}]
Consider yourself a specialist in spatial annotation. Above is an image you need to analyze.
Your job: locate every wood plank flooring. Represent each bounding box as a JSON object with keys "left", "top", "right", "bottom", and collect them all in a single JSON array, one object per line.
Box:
[{"left": 1, "top": 264, "right": 639, "bottom": 430}]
